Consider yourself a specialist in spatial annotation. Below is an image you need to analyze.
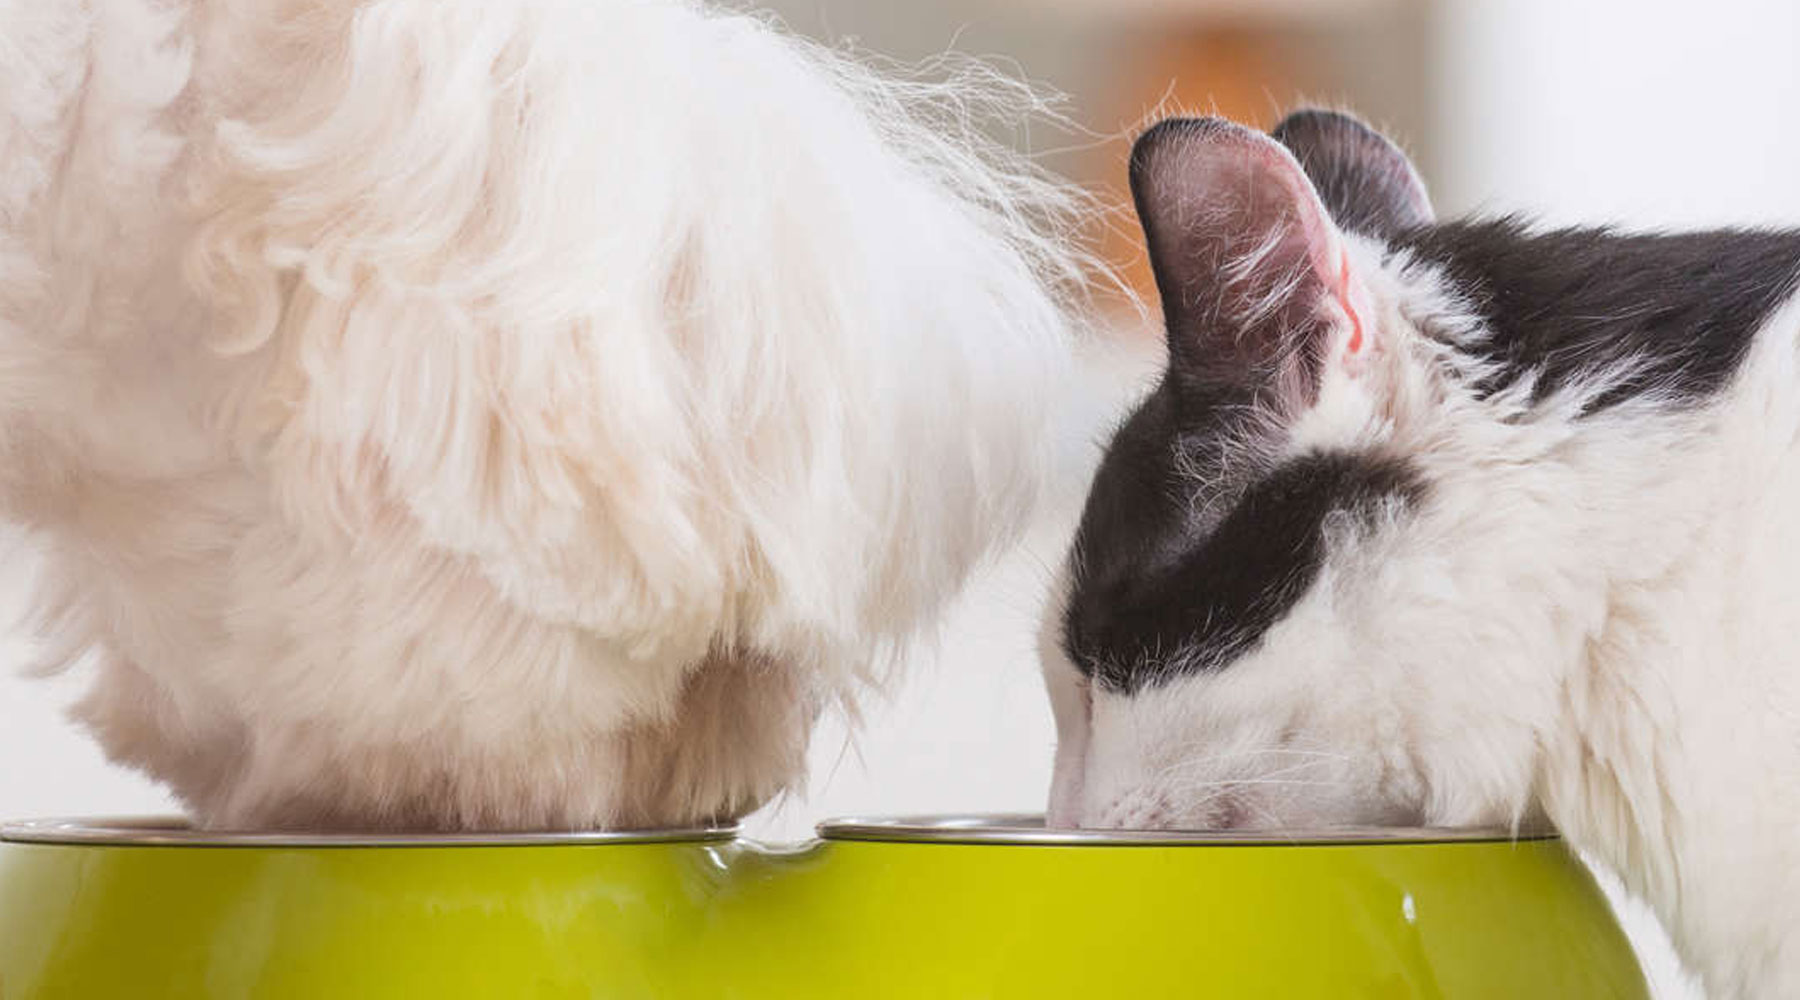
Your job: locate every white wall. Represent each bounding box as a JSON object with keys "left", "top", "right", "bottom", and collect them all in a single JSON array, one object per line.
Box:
[{"left": 1433, "top": 0, "right": 1800, "bottom": 227}]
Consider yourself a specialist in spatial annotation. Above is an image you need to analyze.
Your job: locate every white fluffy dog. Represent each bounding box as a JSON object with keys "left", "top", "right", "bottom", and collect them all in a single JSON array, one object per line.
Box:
[{"left": 0, "top": 0, "right": 1093, "bottom": 830}]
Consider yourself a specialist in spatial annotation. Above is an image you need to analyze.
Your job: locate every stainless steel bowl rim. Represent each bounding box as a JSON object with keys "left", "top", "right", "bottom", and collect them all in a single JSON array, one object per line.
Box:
[
  {"left": 815, "top": 813, "right": 1557, "bottom": 846},
  {"left": 0, "top": 816, "right": 739, "bottom": 847},
  {"left": 0, "top": 813, "right": 1558, "bottom": 847}
]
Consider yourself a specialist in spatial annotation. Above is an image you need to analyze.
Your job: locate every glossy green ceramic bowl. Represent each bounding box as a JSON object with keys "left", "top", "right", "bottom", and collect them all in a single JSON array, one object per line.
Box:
[{"left": 0, "top": 814, "right": 1648, "bottom": 998}]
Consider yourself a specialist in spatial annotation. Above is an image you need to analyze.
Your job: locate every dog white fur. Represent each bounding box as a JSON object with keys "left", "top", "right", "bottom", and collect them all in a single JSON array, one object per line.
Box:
[{"left": 0, "top": 0, "right": 1091, "bottom": 830}]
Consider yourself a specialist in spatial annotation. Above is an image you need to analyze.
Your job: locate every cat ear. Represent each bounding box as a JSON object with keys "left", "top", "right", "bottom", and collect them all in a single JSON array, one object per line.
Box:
[
  {"left": 1271, "top": 109, "right": 1432, "bottom": 239},
  {"left": 1129, "top": 117, "right": 1373, "bottom": 409}
]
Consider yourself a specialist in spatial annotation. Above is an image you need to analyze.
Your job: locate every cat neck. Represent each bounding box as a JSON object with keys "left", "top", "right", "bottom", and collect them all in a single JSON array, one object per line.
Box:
[{"left": 1516, "top": 288, "right": 1800, "bottom": 997}]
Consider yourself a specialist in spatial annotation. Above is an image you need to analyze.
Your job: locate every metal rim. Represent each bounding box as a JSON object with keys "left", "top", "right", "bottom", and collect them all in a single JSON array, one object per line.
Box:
[
  {"left": 816, "top": 813, "right": 1556, "bottom": 846},
  {"left": 0, "top": 816, "right": 739, "bottom": 847}
]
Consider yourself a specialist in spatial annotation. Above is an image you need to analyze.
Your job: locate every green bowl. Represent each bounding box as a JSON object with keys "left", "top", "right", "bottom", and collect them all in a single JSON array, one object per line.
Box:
[{"left": 0, "top": 814, "right": 1648, "bottom": 998}]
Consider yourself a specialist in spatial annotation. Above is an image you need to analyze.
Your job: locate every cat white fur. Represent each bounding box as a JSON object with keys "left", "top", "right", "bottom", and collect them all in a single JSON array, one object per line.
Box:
[
  {"left": 0, "top": 0, "right": 1092, "bottom": 830},
  {"left": 1046, "top": 223, "right": 1800, "bottom": 997}
]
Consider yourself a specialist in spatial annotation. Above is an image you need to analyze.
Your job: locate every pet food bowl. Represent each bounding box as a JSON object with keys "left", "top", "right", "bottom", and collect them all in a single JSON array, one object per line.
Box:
[{"left": 0, "top": 814, "right": 1649, "bottom": 998}]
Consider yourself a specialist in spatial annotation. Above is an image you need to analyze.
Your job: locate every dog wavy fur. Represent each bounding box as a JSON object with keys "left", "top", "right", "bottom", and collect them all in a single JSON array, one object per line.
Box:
[{"left": 0, "top": 0, "right": 1096, "bottom": 830}]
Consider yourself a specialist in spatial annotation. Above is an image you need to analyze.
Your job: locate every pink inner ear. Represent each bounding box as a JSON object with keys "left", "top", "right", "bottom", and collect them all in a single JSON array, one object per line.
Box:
[
  {"left": 1247, "top": 138, "right": 1370, "bottom": 364},
  {"left": 1132, "top": 118, "right": 1375, "bottom": 398},
  {"left": 1337, "top": 247, "right": 1365, "bottom": 355}
]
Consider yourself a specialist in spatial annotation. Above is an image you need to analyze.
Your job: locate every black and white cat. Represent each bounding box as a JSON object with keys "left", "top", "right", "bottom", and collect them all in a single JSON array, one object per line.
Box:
[{"left": 1043, "top": 110, "right": 1800, "bottom": 998}]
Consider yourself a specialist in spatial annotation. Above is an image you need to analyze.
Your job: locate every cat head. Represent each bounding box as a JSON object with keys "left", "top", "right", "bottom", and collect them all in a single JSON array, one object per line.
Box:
[{"left": 1043, "top": 111, "right": 1593, "bottom": 833}]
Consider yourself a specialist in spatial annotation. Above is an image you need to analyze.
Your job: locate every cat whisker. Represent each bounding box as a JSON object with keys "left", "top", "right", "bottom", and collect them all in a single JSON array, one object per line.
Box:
[
  {"left": 1150, "top": 749, "right": 1348, "bottom": 781},
  {"left": 1159, "top": 745, "right": 1354, "bottom": 767},
  {"left": 1162, "top": 777, "right": 1345, "bottom": 796}
]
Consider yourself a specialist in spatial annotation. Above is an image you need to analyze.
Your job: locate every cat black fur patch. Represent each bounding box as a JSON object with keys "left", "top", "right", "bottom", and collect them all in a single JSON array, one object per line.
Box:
[
  {"left": 1271, "top": 109, "right": 1431, "bottom": 240},
  {"left": 1395, "top": 219, "right": 1800, "bottom": 411},
  {"left": 1064, "top": 444, "right": 1421, "bottom": 694}
]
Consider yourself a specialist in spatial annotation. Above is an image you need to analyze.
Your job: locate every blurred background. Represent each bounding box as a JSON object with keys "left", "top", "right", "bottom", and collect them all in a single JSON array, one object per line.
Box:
[{"left": 9, "top": 0, "right": 1800, "bottom": 995}]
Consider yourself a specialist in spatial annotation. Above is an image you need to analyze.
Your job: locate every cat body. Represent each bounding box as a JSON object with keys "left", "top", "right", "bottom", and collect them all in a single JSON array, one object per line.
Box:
[
  {"left": 0, "top": 0, "right": 1088, "bottom": 830},
  {"left": 1045, "top": 111, "right": 1800, "bottom": 997}
]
